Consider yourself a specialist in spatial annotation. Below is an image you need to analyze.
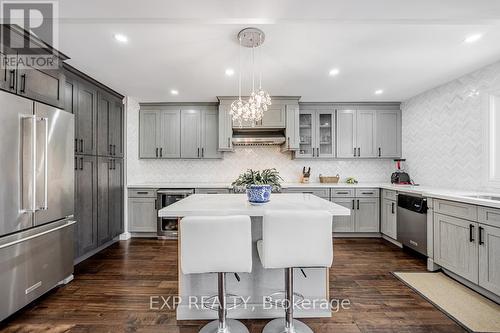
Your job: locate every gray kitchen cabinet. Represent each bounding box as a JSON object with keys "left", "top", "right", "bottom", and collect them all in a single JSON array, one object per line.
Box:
[
  {"left": 74, "top": 155, "right": 98, "bottom": 257},
  {"left": 336, "top": 109, "right": 357, "bottom": 158},
  {"left": 97, "top": 92, "right": 112, "bottom": 156},
  {"left": 17, "top": 66, "right": 65, "bottom": 109},
  {"left": 195, "top": 188, "right": 230, "bottom": 194},
  {"left": 201, "top": 108, "right": 222, "bottom": 158},
  {"left": 356, "top": 110, "right": 377, "bottom": 158},
  {"left": 139, "top": 110, "right": 162, "bottom": 158},
  {"left": 479, "top": 224, "right": 500, "bottom": 295},
  {"left": 296, "top": 109, "right": 335, "bottom": 158},
  {"left": 128, "top": 197, "right": 158, "bottom": 232},
  {"left": 0, "top": 26, "right": 67, "bottom": 108},
  {"left": 282, "top": 104, "right": 300, "bottom": 151},
  {"left": 110, "top": 99, "right": 124, "bottom": 158},
  {"left": 231, "top": 104, "right": 285, "bottom": 128},
  {"left": 159, "top": 109, "right": 181, "bottom": 158},
  {"left": 139, "top": 104, "right": 219, "bottom": 159},
  {"left": 355, "top": 198, "right": 380, "bottom": 232},
  {"left": 75, "top": 81, "right": 98, "bottom": 155},
  {"left": 376, "top": 110, "right": 401, "bottom": 158},
  {"left": 97, "top": 91, "right": 123, "bottom": 157},
  {"left": 337, "top": 109, "right": 377, "bottom": 158},
  {"left": 217, "top": 100, "right": 233, "bottom": 151},
  {"left": 64, "top": 75, "right": 77, "bottom": 114},
  {"left": 434, "top": 213, "right": 479, "bottom": 284},
  {"left": 181, "top": 109, "right": 202, "bottom": 158},
  {"left": 381, "top": 198, "right": 397, "bottom": 239},
  {"left": 331, "top": 198, "right": 356, "bottom": 232},
  {"left": 97, "top": 157, "right": 123, "bottom": 245}
]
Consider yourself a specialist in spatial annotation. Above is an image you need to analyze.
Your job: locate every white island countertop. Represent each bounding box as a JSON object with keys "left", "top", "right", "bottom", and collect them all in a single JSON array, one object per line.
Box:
[{"left": 158, "top": 193, "right": 351, "bottom": 218}]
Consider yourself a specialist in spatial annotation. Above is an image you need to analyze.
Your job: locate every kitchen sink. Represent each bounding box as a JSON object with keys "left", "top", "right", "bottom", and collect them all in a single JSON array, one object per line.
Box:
[{"left": 465, "top": 195, "right": 500, "bottom": 201}]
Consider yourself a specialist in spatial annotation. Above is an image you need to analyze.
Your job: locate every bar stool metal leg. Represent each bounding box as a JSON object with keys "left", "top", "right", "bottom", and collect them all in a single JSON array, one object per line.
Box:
[
  {"left": 200, "top": 273, "right": 249, "bottom": 333},
  {"left": 262, "top": 268, "right": 313, "bottom": 333}
]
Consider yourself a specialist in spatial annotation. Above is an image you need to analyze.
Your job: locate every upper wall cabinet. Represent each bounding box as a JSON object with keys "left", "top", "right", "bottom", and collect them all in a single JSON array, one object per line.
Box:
[
  {"left": 231, "top": 104, "right": 285, "bottom": 128},
  {"left": 336, "top": 105, "right": 401, "bottom": 159},
  {"left": 97, "top": 91, "right": 124, "bottom": 157},
  {"left": 376, "top": 110, "right": 401, "bottom": 158},
  {"left": 1, "top": 26, "right": 67, "bottom": 109},
  {"left": 139, "top": 104, "right": 221, "bottom": 159},
  {"left": 281, "top": 104, "right": 300, "bottom": 151},
  {"left": 296, "top": 107, "right": 335, "bottom": 159}
]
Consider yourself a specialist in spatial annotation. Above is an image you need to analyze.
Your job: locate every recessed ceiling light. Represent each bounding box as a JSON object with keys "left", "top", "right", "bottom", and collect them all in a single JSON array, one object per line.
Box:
[
  {"left": 374, "top": 89, "right": 384, "bottom": 95},
  {"left": 113, "top": 33, "right": 128, "bottom": 43},
  {"left": 464, "top": 33, "right": 483, "bottom": 43},
  {"left": 170, "top": 89, "right": 179, "bottom": 95},
  {"left": 225, "top": 68, "right": 235, "bottom": 76},
  {"left": 329, "top": 68, "right": 340, "bottom": 76}
]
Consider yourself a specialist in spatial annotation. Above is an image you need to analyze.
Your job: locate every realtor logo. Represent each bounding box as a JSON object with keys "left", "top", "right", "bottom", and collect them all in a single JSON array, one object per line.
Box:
[{"left": 1, "top": 0, "right": 59, "bottom": 69}]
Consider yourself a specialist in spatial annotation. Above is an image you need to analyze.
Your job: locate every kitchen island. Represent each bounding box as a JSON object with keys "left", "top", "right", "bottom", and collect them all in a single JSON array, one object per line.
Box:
[{"left": 159, "top": 193, "right": 350, "bottom": 320}]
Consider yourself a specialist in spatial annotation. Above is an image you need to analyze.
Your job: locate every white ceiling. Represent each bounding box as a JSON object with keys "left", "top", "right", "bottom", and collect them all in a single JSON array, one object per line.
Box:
[{"left": 57, "top": 0, "right": 500, "bottom": 102}]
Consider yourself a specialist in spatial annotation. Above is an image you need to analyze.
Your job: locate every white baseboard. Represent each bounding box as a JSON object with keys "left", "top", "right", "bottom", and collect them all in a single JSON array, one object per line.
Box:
[
  {"left": 119, "top": 232, "right": 131, "bottom": 240},
  {"left": 130, "top": 232, "right": 158, "bottom": 238}
]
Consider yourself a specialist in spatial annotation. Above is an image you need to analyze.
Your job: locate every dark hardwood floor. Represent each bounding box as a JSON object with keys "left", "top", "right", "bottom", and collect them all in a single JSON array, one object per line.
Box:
[{"left": 0, "top": 238, "right": 465, "bottom": 333}]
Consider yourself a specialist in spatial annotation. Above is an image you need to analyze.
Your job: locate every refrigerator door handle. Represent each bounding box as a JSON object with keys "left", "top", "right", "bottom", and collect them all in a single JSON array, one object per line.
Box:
[
  {"left": 36, "top": 117, "right": 49, "bottom": 211},
  {"left": 22, "top": 115, "right": 36, "bottom": 213}
]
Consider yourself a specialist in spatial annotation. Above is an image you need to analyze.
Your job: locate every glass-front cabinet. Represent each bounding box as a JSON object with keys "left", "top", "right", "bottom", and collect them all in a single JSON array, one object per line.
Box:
[{"left": 296, "top": 109, "right": 335, "bottom": 159}]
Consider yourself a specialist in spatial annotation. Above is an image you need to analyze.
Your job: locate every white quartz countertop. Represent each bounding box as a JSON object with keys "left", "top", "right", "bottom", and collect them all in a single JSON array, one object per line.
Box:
[{"left": 158, "top": 193, "right": 351, "bottom": 217}]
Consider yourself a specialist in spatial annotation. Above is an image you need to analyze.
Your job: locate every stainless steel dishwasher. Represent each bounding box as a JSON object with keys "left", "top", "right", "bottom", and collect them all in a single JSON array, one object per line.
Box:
[{"left": 397, "top": 194, "right": 428, "bottom": 255}]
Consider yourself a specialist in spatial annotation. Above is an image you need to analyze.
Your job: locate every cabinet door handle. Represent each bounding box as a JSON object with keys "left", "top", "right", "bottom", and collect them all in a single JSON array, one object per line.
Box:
[
  {"left": 287, "top": 137, "right": 290, "bottom": 148},
  {"left": 9, "top": 70, "right": 15, "bottom": 89},
  {"left": 109, "top": 144, "right": 113, "bottom": 154},
  {"left": 352, "top": 199, "right": 355, "bottom": 210},
  {"left": 20, "top": 73, "right": 26, "bottom": 93},
  {"left": 469, "top": 224, "right": 475, "bottom": 242},
  {"left": 378, "top": 147, "right": 381, "bottom": 157},
  {"left": 317, "top": 147, "right": 320, "bottom": 157},
  {"left": 197, "top": 147, "right": 200, "bottom": 158},
  {"left": 312, "top": 148, "right": 315, "bottom": 157},
  {"left": 113, "top": 145, "right": 116, "bottom": 155},
  {"left": 79, "top": 157, "right": 83, "bottom": 170},
  {"left": 391, "top": 202, "right": 395, "bottom": 214},
  {"left": 74, "top": 138, "right": 78, "bottom": 152},
  {"left": 159, "top": 147, "right": 162, "bottom": 157},
  {"left": 353, "top": 147, "right": 356, "bottom": 157},
  {"left": 479, "top": 226, "right": 484, "bottom": 245},
  {"left": 74, "top": 156, "right": 77, "bottom": 170},
  {"left": 358, "top": 147, "right": 361, "bottom": 157},
  {"left": 155, "top": 147, "right": 158, "bottom": 158},
  {"left": 227, "top": 137, "right": 231, "bottom": 148},
  {"left": 357, "top": 199, "right": 360, "bottom": 210},
  {"left": 80, "top": 139, "right": 84, "bottom": 153},
  {"left": 201, "top": 147, "right": 204, "bottom": 158}
]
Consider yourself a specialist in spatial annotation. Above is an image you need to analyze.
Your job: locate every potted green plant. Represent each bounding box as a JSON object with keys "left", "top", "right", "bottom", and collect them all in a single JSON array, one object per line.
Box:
[{"left": 232, "top": 168, "right": 283, "bottom": 204}]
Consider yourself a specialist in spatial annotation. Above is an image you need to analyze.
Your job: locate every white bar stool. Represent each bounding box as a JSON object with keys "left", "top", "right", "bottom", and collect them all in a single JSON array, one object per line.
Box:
[
  {"left": 257, "top": 210, "right": 333, "bottom": 333},
  {"left": 180, "top": 215, "right": 252, "bottom": 333}
]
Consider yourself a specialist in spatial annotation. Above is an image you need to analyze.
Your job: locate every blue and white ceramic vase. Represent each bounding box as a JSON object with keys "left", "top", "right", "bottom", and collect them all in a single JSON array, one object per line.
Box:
[{"left": 246, "top": 184, "right": 272, "bottom": 204}]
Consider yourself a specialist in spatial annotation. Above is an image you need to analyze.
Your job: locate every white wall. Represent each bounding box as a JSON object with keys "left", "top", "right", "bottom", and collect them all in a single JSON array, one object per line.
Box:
[
  {"left": 126, "top": 98, "right": 393, "bottom": 185},
  {"left": 402, "top": 60, "right": 500, "bottom": 190}
]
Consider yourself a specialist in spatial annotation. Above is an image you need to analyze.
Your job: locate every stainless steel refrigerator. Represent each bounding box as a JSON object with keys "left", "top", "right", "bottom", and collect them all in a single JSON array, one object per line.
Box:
[{"left": 0, "top": 90, "right": 75, "bottom": 321}]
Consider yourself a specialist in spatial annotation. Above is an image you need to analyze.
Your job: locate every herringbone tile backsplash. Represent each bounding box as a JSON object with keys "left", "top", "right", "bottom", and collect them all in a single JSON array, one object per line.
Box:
[{"left": 402, "top": 60, "right": 500, "bottom": 190}]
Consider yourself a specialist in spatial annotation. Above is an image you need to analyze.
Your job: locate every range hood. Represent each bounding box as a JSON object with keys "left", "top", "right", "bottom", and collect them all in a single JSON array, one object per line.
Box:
[{"left": 232, "top": 128, "right": 286, "bottom": 146}]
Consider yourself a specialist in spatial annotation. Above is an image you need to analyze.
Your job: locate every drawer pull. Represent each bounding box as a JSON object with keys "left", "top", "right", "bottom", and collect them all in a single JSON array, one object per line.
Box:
[
  {"left": 361, "top": 192, "right": 374, "bottom": 195},
  {"left": 136, "top": 191, "right": 149, "bottom": 195},
  {"left": 336, "top": 191, "right": 349, "bottom": 194},
  {"left": 25, "top": 281, "right": 42, "bottom": 294}
]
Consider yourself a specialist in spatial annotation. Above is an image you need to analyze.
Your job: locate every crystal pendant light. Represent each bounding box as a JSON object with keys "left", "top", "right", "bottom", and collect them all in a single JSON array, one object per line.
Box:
[{"left": 230, "top": 28, "right": 271, "bottom": 126}]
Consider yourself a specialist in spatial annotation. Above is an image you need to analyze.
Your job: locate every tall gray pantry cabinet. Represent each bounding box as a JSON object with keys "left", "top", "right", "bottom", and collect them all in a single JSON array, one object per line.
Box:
[{"left": 65, "top": 65, "right": 125, "bottom": 260}]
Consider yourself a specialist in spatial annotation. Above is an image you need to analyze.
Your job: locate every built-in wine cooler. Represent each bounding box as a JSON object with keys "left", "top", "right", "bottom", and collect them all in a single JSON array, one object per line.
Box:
[{"left": 157, "top": 189, "right": 194, "bottom": 239}]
